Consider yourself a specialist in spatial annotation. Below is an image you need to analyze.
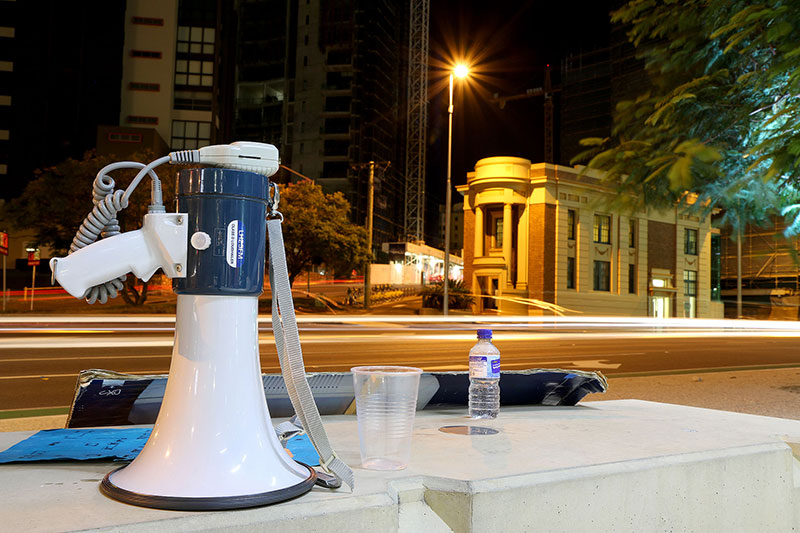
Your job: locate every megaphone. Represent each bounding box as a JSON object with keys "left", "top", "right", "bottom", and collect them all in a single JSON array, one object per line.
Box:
[{"left": 50, "top": 143, "right": 348, "bottom": 510}]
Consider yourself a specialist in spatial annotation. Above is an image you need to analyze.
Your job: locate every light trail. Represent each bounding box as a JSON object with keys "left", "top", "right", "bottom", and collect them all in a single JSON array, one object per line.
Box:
[
  {"left": 1, "top": 329, "right": 799, "bottom": 351},
  {"left": 4, "top": 314, "right": 800, "bottom": 332}
]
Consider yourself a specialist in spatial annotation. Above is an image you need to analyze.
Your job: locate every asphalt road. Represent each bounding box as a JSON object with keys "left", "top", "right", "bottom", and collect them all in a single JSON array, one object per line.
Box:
[{"left": 2, "top": 316, "right": 800, "bottom": 410}]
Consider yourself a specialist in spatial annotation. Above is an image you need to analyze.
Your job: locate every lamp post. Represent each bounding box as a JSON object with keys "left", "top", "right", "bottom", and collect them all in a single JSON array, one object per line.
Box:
[{"left": 444, "top": 64, "right": 469, "bottom": 316}]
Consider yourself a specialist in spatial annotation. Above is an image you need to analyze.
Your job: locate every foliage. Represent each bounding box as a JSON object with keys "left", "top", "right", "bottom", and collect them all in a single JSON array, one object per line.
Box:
[
  {"left": 278, "top": 179, "right": 370, "bottom": 286},
  {"left": 574, "top": 0, "right": 800, "bottom": 233},
  {"left": 420, "top": 280, "right": 475, "bottom": 310},
  {"left": 2, "top": 149, "right": 176, "bottom": 305}
]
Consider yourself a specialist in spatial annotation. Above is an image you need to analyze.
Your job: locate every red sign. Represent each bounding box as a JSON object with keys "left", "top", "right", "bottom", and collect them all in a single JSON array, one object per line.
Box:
[
  {"left": 0, "top": 232, "right": 7, "bottom": 256},
  {"left": 27, "top": 249, "right": 40, "bottom": 266}
]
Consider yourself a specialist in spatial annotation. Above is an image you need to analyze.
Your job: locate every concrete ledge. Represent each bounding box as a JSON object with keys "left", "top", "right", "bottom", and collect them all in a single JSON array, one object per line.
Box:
[{"left": 1, "top": 400, "right": 799, "bottom": 532}]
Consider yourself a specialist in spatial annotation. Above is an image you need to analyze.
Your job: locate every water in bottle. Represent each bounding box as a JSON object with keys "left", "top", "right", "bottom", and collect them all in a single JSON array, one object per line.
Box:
[{"left": 468, "top": 329, "right": 500, "bottom": 419}]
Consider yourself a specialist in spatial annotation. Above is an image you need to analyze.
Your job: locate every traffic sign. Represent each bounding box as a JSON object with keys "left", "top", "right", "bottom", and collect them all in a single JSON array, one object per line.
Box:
[
  {"left": 0, "top": 232, "right": 7, "bottom": 256},
  {"left": 28, "top": 249, "right": 40, "bottom": 266}
]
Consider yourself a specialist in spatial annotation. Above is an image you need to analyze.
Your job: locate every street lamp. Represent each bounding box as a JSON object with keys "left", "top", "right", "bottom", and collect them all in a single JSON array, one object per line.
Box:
[{"left": 444, "top": 63, "right": 469, "bottom": 316}]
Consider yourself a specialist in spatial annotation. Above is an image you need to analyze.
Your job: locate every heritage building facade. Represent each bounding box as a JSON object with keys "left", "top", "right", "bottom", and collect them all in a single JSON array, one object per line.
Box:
[{"left": 456, "top": 157, "right": 724, "bottom": 317}]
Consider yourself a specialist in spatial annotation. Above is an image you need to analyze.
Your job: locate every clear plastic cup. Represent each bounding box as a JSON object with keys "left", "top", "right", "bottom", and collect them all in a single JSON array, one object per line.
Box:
[{"left": 351, "top": 365, "right": 423, "bottom": 470}]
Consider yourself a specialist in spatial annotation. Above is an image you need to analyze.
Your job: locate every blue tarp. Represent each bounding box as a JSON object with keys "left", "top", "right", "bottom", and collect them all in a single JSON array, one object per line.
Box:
[{"left": 0, "top": 427, "right": 320, "bottom": 466}]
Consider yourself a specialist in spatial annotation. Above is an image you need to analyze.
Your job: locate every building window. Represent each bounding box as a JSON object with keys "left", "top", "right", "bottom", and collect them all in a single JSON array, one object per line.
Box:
[
  {"left": 567, "top": 209, "right": 576, "bottom": 240},
  {"left": 304, "top": 34, "right": 309, "bottom": 46},
  {"left": 593, "top": 214, "right": 611, "bottom": 244},
  {"left": 303, "top": 56, "right": 308, "bottom": 67},
  {"left": 684, "top": 270, "right": 697, "bottom": 318},
  {"left": 175, "top": 25, "right": 214, "bottom": 89},
  {"left": 629, "top": 219, "right": 636, "bottom": 248},
  {"left": 176, "top": 25, "right": 215, "bottom": 55},
  {"left": 175, "top": 58, "right": 214, "bottom": 88},
  {"left": 305, "top": 14, "right": 309, "bottom": 25},
  {"left": 685, "top": 228, "right": 698, "bottom": 255},
  {"left": 132, "top": 16, "right": 164, "bottom": 26},
  {"left": 108, "top": 132, "right": 143, "bottom": 143},
  {"left": 593, "top": 260, "right": 610, "bottom": 291},
  {"left": 127, "top": 115, "right": 158, "bottom": 125},
  {"left": 131, "top": 50, "right": 162, "bottom": 59},
  {"left": 566, "top": 256, "right": 576, "bottom": 289},
  {"left": 494, "top": 217, "right": 504, "bottom": 248},
  {"left": 129, "top": 82, "right": 160, "bottom": 91},
  {"left": 711, "top": 234, "right": 721, "bottom": 301},
  {"left": 171, "top": 120, "right": 211, "bottom": 149},
  {"left": 628, "top": 263, "right": 637, "bottom": 294}
]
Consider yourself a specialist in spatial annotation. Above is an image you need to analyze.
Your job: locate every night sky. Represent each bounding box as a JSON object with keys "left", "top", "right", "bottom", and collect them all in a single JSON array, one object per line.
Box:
[{"left": 428, "top": 0, "right": 614, "bottom": 203}]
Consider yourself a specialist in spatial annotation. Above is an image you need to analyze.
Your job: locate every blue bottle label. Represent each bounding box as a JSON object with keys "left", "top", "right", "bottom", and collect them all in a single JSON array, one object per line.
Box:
[{"left": 469, "top": 354, "right": 500, "bottom": 379}]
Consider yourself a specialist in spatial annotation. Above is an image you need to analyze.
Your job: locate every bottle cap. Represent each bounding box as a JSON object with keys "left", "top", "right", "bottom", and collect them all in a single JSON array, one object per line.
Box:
[{"left": 477, "top": 329, "right": 492, "bottom": 339}]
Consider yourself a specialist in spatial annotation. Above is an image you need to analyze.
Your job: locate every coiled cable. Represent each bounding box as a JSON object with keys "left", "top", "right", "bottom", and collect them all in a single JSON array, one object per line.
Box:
[{"left": 68, "top": 161, "right": 163, "bottom": 304}]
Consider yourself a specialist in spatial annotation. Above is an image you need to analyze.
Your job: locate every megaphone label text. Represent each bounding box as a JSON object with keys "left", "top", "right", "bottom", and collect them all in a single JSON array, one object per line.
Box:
[{"left": 226, "top": 220, "right": 245, "bottom": 268}]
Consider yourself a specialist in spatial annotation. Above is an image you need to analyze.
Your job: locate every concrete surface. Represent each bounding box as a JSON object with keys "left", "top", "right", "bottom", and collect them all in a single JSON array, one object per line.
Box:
[
  {"left": 593, "top": 367, "right": 800, "bottom": 421},
  {"left": 1, "top": 400, "right": 799, "bottom": 532}
]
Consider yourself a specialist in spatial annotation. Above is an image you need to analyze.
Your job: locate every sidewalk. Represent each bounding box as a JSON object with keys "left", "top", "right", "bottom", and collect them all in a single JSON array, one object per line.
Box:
[{"left": 589, "top": 366, "right": 800, "bottom": 420}]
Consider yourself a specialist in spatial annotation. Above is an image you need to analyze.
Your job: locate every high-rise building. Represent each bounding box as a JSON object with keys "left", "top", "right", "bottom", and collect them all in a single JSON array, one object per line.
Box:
[
  {"left": 113, "top": 0, "right": 231, "bottom": 156},
  {"left": 6, "top": 0, "right": 415, "bottom": 253},
  {"left": 0, "top": 1, "right": 126, "bottom": 200},
  {"left": 0, "top": 3, "right": 12, "bottom": 188},
  {"left": 230, "top": 0, "right": 409, "bottom": 249}
]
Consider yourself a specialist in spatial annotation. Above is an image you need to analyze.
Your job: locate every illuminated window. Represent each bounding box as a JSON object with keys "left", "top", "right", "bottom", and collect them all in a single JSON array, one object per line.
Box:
[
  {"left": 174, "top": 58, "right": 214, "bottom": 88},
  {"left": 175, "top": 25, "right": 214, "bottom": 89},
  {"left": 593, "top": 214, "right": 611, "bottom": 244},
  {"left": 171, "top": 120, "right": 211, "bottom": 150}
]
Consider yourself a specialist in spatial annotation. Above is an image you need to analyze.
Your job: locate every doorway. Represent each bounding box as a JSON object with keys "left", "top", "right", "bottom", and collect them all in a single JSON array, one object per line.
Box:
[
  {"left": 478, "top": 276, "right": 499, "bottom": 312},
  {"left": 650, "top": 295, "right": 671, "bottom": 318}
]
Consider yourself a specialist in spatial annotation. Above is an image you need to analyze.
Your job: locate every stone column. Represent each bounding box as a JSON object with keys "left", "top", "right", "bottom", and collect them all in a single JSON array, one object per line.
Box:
[
  {"left": 474, "top": 204, "right": 484, "bottom": 258},
  {"left": 516, "top": 202, "right": 529, "bottom": 290},
  {"left": 503, "top": 202, "right": 512, "bottom": 288}
]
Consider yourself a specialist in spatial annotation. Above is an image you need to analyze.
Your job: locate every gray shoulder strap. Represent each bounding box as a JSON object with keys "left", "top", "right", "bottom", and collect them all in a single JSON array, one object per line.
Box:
[{"left": 267, "top": 217, "right": 354, "bottom": 490}]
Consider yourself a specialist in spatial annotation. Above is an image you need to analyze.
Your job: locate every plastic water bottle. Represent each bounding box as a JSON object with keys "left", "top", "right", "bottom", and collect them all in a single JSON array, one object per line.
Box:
[{"left": 468, "top": 329, "right": 500, "bottom": 419}]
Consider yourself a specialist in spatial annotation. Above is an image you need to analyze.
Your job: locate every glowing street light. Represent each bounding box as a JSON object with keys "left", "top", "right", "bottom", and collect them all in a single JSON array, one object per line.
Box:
[
  {"left": 454, "top": 63, "right": 470, "bottom": 79},
  {"left": 444, "top": 63, "right": 470, "bottom": 316}
]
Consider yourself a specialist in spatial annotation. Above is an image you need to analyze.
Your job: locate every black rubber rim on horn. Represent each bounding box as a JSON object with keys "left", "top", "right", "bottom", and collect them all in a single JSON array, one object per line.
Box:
[{"left": 99, "top": 463, "right": 317, "bottom": 511}]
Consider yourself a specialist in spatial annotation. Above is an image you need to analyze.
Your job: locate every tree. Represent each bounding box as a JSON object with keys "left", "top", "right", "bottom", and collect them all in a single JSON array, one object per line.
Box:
[
  {"left": 277, "top": 179, "right": 370, "bottom": 286},
  {"left": 2, "top": 149, "right": 176, "bottom": 305},
  {"left": 576, "top": 1, "right": 800, "bottom": 233}
]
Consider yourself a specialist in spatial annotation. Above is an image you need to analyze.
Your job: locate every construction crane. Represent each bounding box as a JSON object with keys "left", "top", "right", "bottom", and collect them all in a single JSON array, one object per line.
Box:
[
  {"left": 491, "top": 65, "right": 561, "bottom": 163},
  {"left": 403, "top": 0, "right": 430, "bottom": 243}
]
